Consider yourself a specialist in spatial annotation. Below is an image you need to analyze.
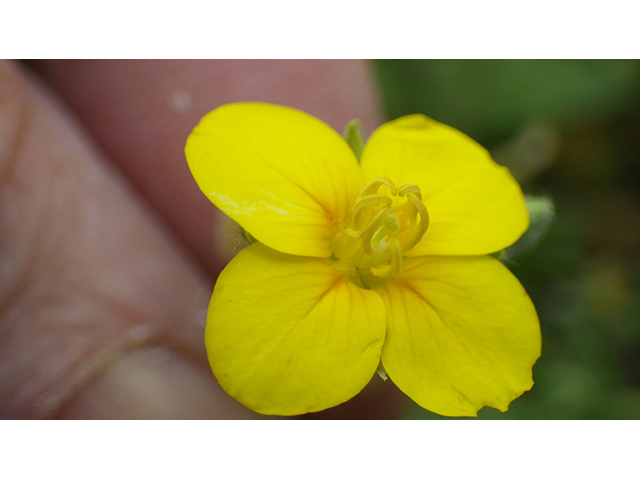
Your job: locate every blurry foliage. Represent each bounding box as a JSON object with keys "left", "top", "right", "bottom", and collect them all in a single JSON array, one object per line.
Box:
[
  {"left": 376, "top": 60, "right": 640, "bottom": 147},
  {"left": 374, "top": 60, "right": 640, "bottom": 419}
]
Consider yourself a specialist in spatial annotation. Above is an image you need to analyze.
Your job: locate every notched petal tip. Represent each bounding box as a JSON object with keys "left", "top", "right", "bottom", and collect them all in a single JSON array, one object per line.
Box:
[
  {"left": 380, "top": 255, "right": 541, "bottom": 417},
  {"left": 386, "top": 113, "right": 437, "bottom": 129}
]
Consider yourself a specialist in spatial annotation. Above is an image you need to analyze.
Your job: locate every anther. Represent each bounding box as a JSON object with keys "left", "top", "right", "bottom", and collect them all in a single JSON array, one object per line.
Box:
[
  {"left": 397, "top": 183, "right": 423, "bottom": 200},
  {"left": 359, "top": 177, "right": 398, "bottom": 198}
]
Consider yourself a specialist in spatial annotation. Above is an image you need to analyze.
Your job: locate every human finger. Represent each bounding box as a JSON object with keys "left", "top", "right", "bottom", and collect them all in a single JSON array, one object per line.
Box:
[{"left": 0, "top": 60, "right": 257, "bottom": 419}]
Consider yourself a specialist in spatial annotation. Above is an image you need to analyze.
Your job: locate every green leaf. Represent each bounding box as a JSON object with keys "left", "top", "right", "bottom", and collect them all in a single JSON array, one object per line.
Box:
[
  {"left": 374, "top": 60, "right": 640, "bottom": 146},
  {"left": 343, "top": 119, "right": 364, "bottom": 162}
]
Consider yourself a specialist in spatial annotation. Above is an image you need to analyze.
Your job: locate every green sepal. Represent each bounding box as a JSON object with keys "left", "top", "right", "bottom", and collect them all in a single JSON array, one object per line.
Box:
[
  {"left": 343, "top": 119, "right": 365, "bottom": 162},
  {"left": 240, "top": 227, "right": 258, "bottom": 245},
  {"left": 503, "top": 195, "right": 555, "bottom": 260},
  {"left": 376, "top": 360, "right": 388, "bottom": 381}
]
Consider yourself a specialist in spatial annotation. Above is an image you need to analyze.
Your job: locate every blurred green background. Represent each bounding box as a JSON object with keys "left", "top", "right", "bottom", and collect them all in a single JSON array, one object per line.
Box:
[{"left": 373, "top": 60, "right": 640, "bottom": 419}]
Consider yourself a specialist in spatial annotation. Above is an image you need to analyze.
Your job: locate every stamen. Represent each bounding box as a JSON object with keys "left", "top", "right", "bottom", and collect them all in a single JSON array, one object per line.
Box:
[
  {"left": 359, "top": 206, "right": 393, "bottom": 254},
  {"left": 351, "top": 194, "right": 392, "bottom": 231},
  {"left": 359, "top": 177, "right": 397, "bottom": 198},
  {"left": 333, "top": 177, "right": 429, "bottom": 283},
  {"left": 396, "top": 194, "right": 429, "bottom": 251},
  {"left": 397, "top": 183, "right": 423, "bottom": 200}
]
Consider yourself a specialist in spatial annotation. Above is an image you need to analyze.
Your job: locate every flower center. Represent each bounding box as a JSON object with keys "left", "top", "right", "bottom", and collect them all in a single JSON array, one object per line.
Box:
[{"left": 331, "top": 177, "right": 429, "bottom": 288}]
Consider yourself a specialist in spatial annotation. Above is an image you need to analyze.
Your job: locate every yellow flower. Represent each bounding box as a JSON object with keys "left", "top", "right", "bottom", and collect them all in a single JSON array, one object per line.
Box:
[{"left": 185, "top": 102, "right": 541, "bottom": 417}]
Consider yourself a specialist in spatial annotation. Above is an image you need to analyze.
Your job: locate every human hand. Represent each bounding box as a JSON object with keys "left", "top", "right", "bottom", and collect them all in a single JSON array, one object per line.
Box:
[{"left": 0, "top": 60, "right": 401, "bottom": 418}]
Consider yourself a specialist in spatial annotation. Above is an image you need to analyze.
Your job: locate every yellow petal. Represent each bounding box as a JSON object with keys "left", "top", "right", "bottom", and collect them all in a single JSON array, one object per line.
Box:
[
  {"left": 378, "top": 255, "right": 541, "bottom": 417},
  {"left": 360, "top": 114, "right": 529, "bottom": 256},
  {"left": 186, "top": 103, "right": 364, "bottom": 257},
  {"left": 206, "top": 243, "right": 386, "bottom": 415}
]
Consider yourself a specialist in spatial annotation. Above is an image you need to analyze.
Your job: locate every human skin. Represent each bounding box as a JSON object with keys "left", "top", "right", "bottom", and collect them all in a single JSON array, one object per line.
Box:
[{"left": 0, "top": 60, "right": 403, "bottom": 419}]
